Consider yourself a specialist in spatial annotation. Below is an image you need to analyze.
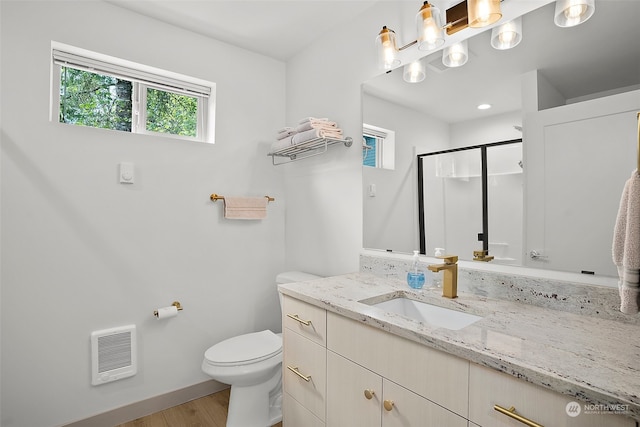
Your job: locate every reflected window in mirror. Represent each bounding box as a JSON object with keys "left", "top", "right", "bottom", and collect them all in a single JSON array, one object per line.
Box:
[{"left": 363, "top": 124, "right": 395, "bottom": 170}]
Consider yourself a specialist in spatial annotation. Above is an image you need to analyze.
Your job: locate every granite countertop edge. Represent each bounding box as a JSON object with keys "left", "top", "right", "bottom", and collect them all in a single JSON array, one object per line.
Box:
[{"left": 278, "top": 272, "right": 640, "bottom": 421}]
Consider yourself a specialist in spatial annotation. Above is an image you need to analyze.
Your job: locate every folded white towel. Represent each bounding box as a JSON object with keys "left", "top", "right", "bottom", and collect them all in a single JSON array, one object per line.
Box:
[
  {"left": 276, "top": 127, "right": 297, "bottom": 140},
  {"left": 270, "top": 136, "right": 293, "bottom": 152},
  {"left": 224, "top": 197, "right": 268, "bottom": 220},
  {"left": 612, "top": 169, "right": 640, "bottom": 314}
]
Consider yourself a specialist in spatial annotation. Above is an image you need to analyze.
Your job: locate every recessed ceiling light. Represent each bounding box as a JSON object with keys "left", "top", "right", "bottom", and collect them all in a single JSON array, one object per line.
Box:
[{"left": 477, "top": 104, "right": 492, "bottom": 110}]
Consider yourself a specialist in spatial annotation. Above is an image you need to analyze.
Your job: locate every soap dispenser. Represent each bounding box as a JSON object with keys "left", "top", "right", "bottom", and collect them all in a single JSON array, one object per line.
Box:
[{"left": 407, "top": 250, "right": 425, "bottom": 289}]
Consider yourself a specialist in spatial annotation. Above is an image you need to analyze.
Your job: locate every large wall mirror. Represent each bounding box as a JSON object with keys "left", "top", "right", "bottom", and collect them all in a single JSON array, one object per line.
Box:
[{"left": 362, "top": 0, "right": 640, "bottom": 278}]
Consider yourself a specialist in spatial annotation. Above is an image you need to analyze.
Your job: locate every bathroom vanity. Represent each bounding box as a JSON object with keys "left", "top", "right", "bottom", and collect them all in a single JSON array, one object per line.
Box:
[{"left": 279, "top": 273, "right": 639, "bottom": 426}]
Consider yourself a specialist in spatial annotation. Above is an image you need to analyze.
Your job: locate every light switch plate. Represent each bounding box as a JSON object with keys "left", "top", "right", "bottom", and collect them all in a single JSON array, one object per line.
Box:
[{"left": 119, "top": 162, "right": 134, "bottom": 184}]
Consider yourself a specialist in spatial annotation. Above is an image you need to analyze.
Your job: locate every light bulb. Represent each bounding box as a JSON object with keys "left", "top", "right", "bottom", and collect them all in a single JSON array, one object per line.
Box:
[
  {"left": 475, "top": 1, "right": 491, "bottom": 24},
  {"left": 403, "top": 60, "right": 426, "bottom": 83},
  {"left": 442, "top": 41, "right": 468, "bottom": 67},
  {"left": 565, "top": 3, "right": 587, "bottom": 19},
  {"left": 554, "top": 0, "right": 595, "bottom": 27},
  {"left": 491, "top": 17, "right": 522, "bottom": 50},
  {"left": 416, "top": 2, "right": 444, "bottom": 51}
]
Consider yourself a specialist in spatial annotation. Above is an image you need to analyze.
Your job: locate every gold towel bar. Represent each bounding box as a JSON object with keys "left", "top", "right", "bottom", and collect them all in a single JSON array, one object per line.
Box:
[{"left": 210, "top": 193, "right": 275, "bottom": 202}]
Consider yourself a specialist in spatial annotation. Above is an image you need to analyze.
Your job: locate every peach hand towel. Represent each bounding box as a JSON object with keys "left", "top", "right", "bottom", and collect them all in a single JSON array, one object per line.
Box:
[
  {"left": 612, "top": 169, "right": 640, "bottom": 314},
  {"left": 224, "top": 197, "right": 268, "bottom": 220}
]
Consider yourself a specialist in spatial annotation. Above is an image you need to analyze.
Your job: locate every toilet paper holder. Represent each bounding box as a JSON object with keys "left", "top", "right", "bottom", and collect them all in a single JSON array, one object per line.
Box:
[{"left": 153, "top": 301, "right": 183, "bottom": 318}]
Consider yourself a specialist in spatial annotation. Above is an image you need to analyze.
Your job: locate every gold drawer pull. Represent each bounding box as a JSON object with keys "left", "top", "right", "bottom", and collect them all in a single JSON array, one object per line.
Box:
[
  {"left": 383, "top": 400, "right": 394, "bottom": 411},
  {"left": 286, "top": 313, "right": 312, "bottom": 326},
  {"left": 287, "top": 365, "right": 311, "bottom": 382},
  {"left": 494, "top": 405, "right": 544, "bottom": 427},
  {"left": 364, "top": 389, "right": 375, "bottom": 400}
]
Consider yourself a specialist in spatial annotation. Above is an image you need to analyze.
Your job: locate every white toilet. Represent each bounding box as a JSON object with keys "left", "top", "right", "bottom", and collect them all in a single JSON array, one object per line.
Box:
[{"left": 201, "top": 271, "right": 321, "bottom": 427}]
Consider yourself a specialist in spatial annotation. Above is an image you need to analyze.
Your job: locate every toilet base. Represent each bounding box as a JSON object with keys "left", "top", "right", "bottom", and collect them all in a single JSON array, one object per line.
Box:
[{"left": 226, "top": 367, "right": 282, "bottom": 427}]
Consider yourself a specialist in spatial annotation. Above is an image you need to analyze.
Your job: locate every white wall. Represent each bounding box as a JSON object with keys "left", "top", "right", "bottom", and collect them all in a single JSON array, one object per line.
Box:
[
  {"left": 284, "top": 1, "right": 428, "bottom": 276},
  {"left": 1, "top": 2, "right": 286, "bottom": 426}
]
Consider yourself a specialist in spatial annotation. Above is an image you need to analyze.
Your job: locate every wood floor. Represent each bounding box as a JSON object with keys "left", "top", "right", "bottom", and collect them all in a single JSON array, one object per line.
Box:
[{"left": 116, "top": 388, "right": 283, "bottom": 427}]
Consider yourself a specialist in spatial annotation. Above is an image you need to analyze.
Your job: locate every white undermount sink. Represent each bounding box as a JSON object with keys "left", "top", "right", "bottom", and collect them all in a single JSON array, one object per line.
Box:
[{"left": 364, "top": 296, "right": 482, "bottom": 331}]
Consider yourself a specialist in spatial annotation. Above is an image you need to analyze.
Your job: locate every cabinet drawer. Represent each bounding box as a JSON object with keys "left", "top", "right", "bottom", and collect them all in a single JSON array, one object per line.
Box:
[
  {"left": 283, "top": 392, "right": 325, "bottom": 427},
  {"left": 283, "top": 327, "right": 326, "bottom": 421},
  {"left": 469, "top": 364, "right": 635, "bottom": 427},
  {"left": 283, "top": 295, "right": 327, "bottom": 346},
  {"left": 327, "top": 312, "right": 469, "bottom": 418}
]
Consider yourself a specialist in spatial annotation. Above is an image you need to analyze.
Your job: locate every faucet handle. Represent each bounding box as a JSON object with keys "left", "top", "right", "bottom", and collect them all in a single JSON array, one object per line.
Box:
[{"left": 438, "top": 255, "right": 458, "bottom": 264}]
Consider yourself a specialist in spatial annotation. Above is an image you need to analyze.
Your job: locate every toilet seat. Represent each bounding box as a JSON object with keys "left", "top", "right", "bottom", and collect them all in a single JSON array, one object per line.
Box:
[{"left": 204, "top": 330, "right": 282, "bottom": 367}]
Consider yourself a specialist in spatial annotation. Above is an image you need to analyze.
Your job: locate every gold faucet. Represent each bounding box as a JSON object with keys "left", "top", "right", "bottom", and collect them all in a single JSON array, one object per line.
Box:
[
  {"left": 473, "top": 250, "right": 494, "bottom": 262},
  {"left": 427, "top": 255, "right": 458, "bottom": 299}
]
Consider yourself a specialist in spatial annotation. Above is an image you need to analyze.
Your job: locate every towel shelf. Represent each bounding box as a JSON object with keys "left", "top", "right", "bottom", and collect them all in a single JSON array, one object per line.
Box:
[{"left": 267, "top": 136, "right": 353, "bottom": 166}]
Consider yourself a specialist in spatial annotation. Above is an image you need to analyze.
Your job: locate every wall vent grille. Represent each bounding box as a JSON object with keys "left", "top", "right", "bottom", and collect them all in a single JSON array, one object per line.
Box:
[{"left": 91, "top": 325, "right": 137, "bottom": 385}]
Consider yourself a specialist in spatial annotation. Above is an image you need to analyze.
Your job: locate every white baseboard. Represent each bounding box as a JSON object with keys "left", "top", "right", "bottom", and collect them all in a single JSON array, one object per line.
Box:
[{"left": 62, "top": 380, "right": 227, "bottom": 427}]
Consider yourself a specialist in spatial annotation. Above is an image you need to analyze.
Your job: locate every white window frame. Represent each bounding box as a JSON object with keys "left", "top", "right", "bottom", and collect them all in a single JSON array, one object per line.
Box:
[
  {"left": 50, "top": 41, "right": 216, "bottom": 144},
  {"left": 363, "top": 123, "right": 395, "bottom": 170}
]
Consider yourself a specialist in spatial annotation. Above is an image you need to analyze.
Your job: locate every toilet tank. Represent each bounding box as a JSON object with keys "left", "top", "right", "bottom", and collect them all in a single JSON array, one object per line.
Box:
[{"left": 276, "top": 271, "right": 322, "bottom": 311}]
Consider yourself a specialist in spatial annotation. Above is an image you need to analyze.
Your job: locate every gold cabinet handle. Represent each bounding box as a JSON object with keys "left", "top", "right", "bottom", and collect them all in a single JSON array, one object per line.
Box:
[
  {"left": 364, "top": 389, "right": 375, "bottom": 400},
  {"left": 494, "top": 405, "right": 544, "bottom": 427},
  {"left": 286, "top": 313, "right": 312, "bottom": 326},
  {"left": 286, "top": 365, "right": 311, "bottom": 382},
  {"left": 383, "top": 400, "right": 394, "bottom": 411}
]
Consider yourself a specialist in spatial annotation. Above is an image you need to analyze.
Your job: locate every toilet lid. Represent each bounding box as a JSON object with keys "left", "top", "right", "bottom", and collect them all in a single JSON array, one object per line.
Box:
[{"left": 204, "top": 330, "right": 282, "bottom": 366}]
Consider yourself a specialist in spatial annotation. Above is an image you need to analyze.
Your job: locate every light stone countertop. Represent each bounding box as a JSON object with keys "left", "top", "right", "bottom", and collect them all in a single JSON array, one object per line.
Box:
[{"left": 278, "top": 272, "right": 640, "bottom": 421}]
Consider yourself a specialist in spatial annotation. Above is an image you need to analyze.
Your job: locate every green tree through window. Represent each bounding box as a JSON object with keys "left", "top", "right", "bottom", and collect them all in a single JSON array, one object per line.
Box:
[
  {"left": 60, "top": 67, "right": 132, "bottom": 131},
  {"left": 146, "top": 88, "right": 197, "bottom": 137},
  {"left": 59, "top": 67, "right": 200, "bottom": 139}
]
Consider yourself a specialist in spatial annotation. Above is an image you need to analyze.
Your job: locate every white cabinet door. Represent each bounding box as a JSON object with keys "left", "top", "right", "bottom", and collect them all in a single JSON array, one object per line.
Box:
[
  {"left": 469, "top": 364, "right": 635, "bottom": 427},
  {"left": 382, "top": 379, "right": 467, "bottom": 427},
  {"left": 327, "top": 311, "right": 469, "bottom": 418},
  {"left": 327, "top": 351, "right": 382, "bottom": 426}
]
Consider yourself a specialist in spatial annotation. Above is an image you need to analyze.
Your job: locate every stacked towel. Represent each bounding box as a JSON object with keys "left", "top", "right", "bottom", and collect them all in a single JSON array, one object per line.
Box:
[
  {"left": 276, "top": 127, "right": 297, "bottom": 140},
  {"left": 612, "top": 169, "right": 640, "bottom": 314},
  {"left": 270, "top": 116, "right": 345, "bottom": 152}
]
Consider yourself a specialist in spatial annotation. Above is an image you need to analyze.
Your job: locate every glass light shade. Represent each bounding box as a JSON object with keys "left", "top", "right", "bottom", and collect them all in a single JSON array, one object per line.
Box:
[
  {"left": 376, "top": 26, "right": 400, "bottom": 70},
  {"left": 416, "top": 2, "right": 444, "bottom": 51},
  {"left": 442, "top": 40, "right": 468, "bottom": 67},
  {"left": 554, "top": 0, "right": 595, "bottom": 27},
  {"left": 491, "top": 17, "right": 523, "bottom": 50},
  {"left": 403, "top": 59, "right": 426, "bottom": 83},
  {"left": 467, "top": 0, "right": 502, "bottom": 28}
]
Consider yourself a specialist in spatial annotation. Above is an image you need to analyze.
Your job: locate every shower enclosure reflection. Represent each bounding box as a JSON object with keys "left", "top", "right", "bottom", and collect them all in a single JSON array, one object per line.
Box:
[{"left": 419, "top": 140, "right": 522, "bottom": 263}]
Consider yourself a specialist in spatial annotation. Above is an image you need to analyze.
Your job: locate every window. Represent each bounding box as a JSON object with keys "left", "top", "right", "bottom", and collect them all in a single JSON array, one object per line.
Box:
[
  {"left": 51, "top": 42, "right": 215, "bottom": 143},
  {"left": 363, "top": 124, "right": 395, "bottom": 170}
]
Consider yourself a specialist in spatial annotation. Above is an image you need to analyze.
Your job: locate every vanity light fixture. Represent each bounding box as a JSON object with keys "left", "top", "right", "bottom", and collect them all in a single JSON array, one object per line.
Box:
[
  {"left": 376, "top": 26, "right": 401, "bottom": 70},
  {"left": 491, "top": 17, "right": 523, "bottom": 50},
  {"left": 442, "top": 40, "right": 468, "bottom": 67},
  {"left": 376, "top": 0, "right": 500, "bottom": 71},
  {"left": 403, "top": 58, "right": 426, "bottom": 83},
  {"left": 416, "top": 1, "right": 445, "bottom": 51},
  {"left": 467, "top": 0, "right": 502, "bottom": 28},
  {"left": 554, "top": 0, "right": 595, "bottom": 27}
]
